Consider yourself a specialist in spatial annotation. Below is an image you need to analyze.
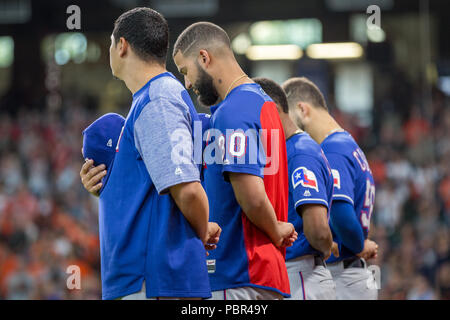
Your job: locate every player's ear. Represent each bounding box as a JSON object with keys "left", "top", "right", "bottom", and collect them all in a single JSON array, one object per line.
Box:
[
  {"left": 118, "top": 37, "right": 128, "bottom": 58},
  {"left": 198, "top": 49, "right": 211, "bottom": 68},
  {"left": 298, "top": 102, "right": 308, "bottom": 117}
]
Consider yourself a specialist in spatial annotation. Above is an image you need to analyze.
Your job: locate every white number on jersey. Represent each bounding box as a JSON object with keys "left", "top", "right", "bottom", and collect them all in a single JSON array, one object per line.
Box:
[
  {"left": 229, "top": 132, "right": 246, "bottom": 157},
  {"left": 360, "top": 179, "right": 376, "bottom": 230}
]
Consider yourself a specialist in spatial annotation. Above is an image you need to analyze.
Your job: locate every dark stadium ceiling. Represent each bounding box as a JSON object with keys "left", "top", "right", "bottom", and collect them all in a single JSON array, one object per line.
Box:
[
  {"left": 0, "top": 0, "right": 449, "bottom": 57},
  {"left": 0, "top": 0, "right": 449, "bottom": 31}
]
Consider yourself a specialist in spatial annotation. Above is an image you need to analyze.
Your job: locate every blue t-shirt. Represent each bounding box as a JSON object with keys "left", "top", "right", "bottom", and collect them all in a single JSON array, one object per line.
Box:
[
  {"left": 203, "top": 83, "right": 291, "bottom": 297},
  {"left": 322, "top": 131, "right": 376, "bottom": 263},
  {"left": 285, "top": 132, "right": 334, "bottom": 261},
  {"left": 98, "top": 72, "right": 211, "bottom": 300}
]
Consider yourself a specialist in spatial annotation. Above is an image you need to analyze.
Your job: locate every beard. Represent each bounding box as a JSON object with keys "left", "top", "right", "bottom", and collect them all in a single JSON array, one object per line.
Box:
[{"left": 194, "top": 63, "right": 220, "bottom": 107}]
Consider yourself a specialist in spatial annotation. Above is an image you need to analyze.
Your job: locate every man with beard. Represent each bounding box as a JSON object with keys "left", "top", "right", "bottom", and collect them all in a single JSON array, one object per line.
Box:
[
  {"left": 282, "top": 77, "right": 379, "bottom": 300},
  {"left": 79, "top": 8, "right": 220, "bottom": 300},
  {"left": 173, "top": 22, "right": 297, "bottom": 300}
]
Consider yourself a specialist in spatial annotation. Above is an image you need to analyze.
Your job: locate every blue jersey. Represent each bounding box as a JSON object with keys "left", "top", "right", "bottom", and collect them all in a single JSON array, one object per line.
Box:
[
  {"left": 98, "top": 72, "right": 211, "bottom": 299},
  {"left": 285, "top": 132, "right": 334, "bottom": 261},
  {"left": 322, "top": 131, "right": 375, "bottom": 263},
  {"left": 203, "top": 83, "right": 290, "bottom": 297},
  {"left": 198, "top": 113, "right": 211, "bottom": 183}
]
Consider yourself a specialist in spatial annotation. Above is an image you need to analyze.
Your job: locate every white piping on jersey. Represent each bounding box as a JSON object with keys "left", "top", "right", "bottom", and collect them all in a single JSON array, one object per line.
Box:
[
  {"left": 332, "top": 194, "right": 354, "bottom": 205},
  {"left": 295, "top": 198, "right": 329, "bottom": 208}
]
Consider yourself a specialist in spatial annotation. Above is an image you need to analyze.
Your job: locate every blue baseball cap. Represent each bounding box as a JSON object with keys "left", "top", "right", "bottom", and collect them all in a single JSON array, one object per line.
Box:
[{"left": 82, "top": 113, "right": 125, "bottom": 171}]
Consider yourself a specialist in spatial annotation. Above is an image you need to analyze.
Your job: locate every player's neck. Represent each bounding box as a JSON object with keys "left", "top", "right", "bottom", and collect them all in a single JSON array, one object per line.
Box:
[
  {"left": 281, "top": 113, "right": 302, "bottom": 140},
  {"left": 308, "top": 112, "right": 342, "bottom": 144},
  {"left": 123, "top": 60, "right": 167, "bottom": 95},
  {"left": 215, "top": 60, "right": 252, "bottom": 101}
]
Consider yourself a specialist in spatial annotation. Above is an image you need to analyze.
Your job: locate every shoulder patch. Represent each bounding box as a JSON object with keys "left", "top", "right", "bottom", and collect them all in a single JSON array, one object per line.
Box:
[{"left": 292, "top": 167, "right": 318, "bottom": 192}]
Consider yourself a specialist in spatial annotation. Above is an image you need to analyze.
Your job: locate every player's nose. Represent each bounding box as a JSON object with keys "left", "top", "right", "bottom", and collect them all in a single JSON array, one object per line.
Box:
[{"left": 184, "top": 76, "right": 192, "bottom": 90}]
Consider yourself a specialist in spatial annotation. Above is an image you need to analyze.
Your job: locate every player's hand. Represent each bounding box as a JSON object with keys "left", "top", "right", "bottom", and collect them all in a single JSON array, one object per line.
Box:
[
  {"left": 323, "top": 242, "right": 339, "bottom": 261},
  {"left": 80, "top": 159, "right": 107, "bottom": 197},
  {"left": 276, "top": 221, "right": 298, "bottom": 248},
  {"left": 323, "top": 248, "right": 331, "bottom": 261},
  {"left": 331, "top": 241, "right": 340, "bottom": 258},
  {"left": 204, "top": 222, "right": 221, "bottom": 255},
  {"left": 357, "top": 239, "right": 378, "bottom": 261}
]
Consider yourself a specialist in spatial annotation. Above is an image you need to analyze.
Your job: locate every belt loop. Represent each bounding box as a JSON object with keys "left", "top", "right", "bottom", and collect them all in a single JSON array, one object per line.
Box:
[
  {"left": 361, "top": 258, "right": 366, "bottom": 268},
  {"left": 313, "top": 255, "right": 326, "bottom": 267}
]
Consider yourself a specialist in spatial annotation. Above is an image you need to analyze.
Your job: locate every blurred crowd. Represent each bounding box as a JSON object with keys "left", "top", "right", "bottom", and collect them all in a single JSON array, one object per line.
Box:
[
  {"left": 0, "top": 98, "right": 103, "bottom": 299},
  {"left": 0, "top": 72, "right": 449, "bottom": 300},
  {"left": 341, "top": 73, "right": 450, "bottom": 300}
]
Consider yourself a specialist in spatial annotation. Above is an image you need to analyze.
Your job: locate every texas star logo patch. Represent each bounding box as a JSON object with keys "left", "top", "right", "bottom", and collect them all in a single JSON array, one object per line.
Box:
[{"left": 292, "top": 167, "right": 318, "bottom": 192}]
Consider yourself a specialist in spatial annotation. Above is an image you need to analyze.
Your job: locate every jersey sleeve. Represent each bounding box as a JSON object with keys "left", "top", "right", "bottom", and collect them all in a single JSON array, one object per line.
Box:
[
  {"left": 288, "top": 154, "right": 330, "bottom": 212},
  {"left": 329, "top": 200, "right": 365, "bottom": 254},
  {"left": 214, "top": 106, "right": 264, "bottom": 179},
  {"left": 325, "top": 152, "right": 355, "bottom": 205},
  {"left": 134, "top": 97, "right": 200, "bottom": 195}
]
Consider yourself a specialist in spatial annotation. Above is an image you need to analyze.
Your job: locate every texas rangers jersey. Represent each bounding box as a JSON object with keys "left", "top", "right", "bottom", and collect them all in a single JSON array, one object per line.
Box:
[
  {"left": 285, "top": 132, "right": 334, "bottom": 261},
  {"left": 203, "top": 83, "right": 290, "bottom": 297},
  {"left": 98, "top": 72, "right": 210, "bottom": 299},
  {"left": 198, "top": 113, "right": 211, "bottom": 183},
  {"left": 321, "top": 131, "right": 375, "bottom": 263}
]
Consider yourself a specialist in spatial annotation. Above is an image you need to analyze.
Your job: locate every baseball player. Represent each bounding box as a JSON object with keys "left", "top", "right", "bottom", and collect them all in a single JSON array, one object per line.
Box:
[
  {"left": 282, "top": 77, "right": 379, "bottom": 300},
  {"left": 79, "top": 8, "right": 221, "bottom": 300},
  {"left": 173, "top": 22, "right": 297, "bottom": 300},
  {"left": 253, "top": 77, "right": 337, "bottom": 300}
]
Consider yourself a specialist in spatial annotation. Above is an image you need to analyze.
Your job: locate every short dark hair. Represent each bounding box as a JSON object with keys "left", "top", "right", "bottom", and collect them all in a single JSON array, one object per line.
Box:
[
  {"left": 282, "top": 77, "right": 328, "bottom": 111},
  {"left": 253, "top": 77, "right": 289, "bottom": 114},
  {"left": 113, "top": 7, "right": 168, "bottom": 65},
  {"left": 172, "top": 22, "right": 231, "bottom": 57}
]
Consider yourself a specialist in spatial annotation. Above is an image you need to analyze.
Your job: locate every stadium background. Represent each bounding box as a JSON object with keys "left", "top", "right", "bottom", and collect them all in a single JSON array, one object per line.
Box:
[{"left": 0, "top": 0, "right": 449, "bottom": 300}]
